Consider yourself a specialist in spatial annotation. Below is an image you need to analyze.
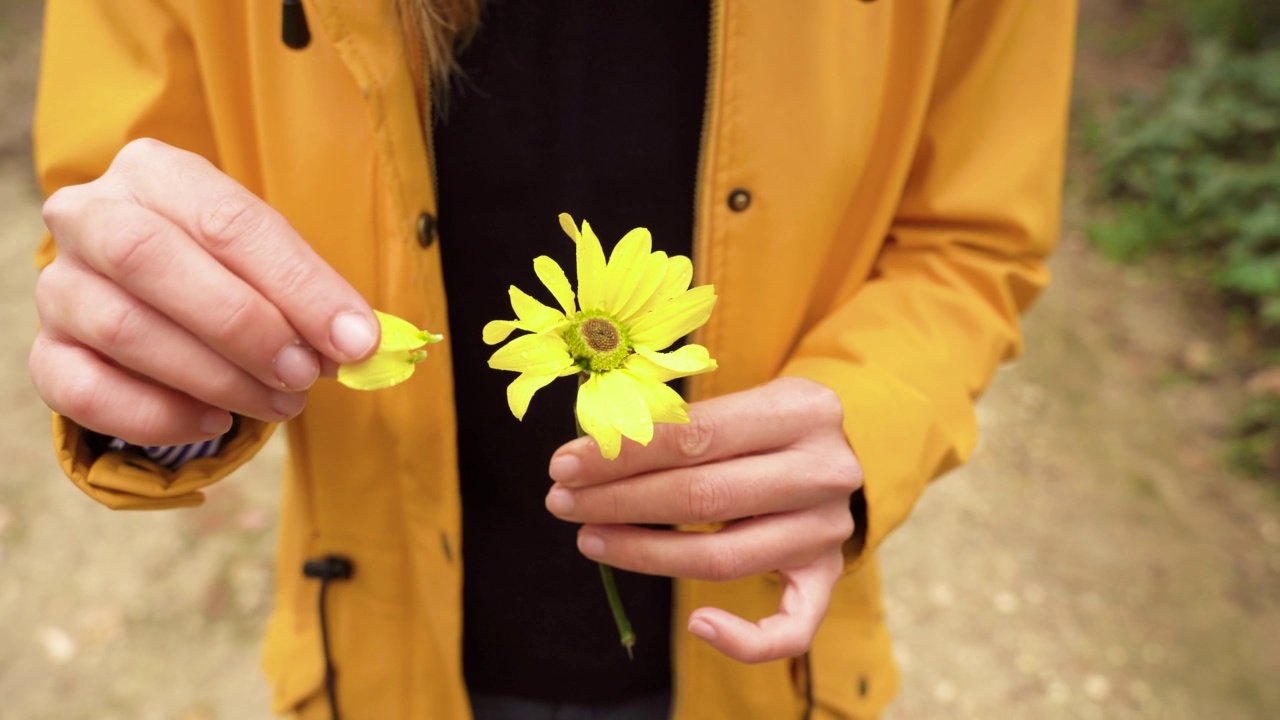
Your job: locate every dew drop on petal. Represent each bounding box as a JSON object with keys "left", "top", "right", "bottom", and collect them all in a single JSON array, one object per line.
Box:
[{"left": 521, "top": 351, "right": 529, "bottom": 358}]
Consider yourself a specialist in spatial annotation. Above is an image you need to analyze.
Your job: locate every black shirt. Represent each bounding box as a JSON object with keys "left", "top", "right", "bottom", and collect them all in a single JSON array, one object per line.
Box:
[{"left": 434, "top": 0, "right": 709, "bottom": 705}]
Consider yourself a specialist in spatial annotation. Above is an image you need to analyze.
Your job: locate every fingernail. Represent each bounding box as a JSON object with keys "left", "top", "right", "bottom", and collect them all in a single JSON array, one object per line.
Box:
[
  {"left": 273, "top": 344, "right": 320, "bottom": 390},
  {"left": 545, "top": 486, "right": 575, "bottom": 515},
  {"left": 578, "top": 534, "right": 605, "bottom": 559},
  {"left": 688, "top": 618, "right": 717, "bottom": 642},
  {"left": 549, "top": 453, "right": 582, "bottom": 484},
  {"left": 271, "top": 391, "right": 307, "bottom": 418},
  {"left": 201, "top": 409, "right": 232, "bottom": 435},
  {"left": 330, "top": 312, "right": 378, "bottom": 360}
]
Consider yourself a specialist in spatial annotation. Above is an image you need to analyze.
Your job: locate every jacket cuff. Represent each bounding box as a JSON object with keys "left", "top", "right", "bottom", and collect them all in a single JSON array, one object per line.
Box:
[
  {"left": 53, "top": 412, "right": 277, "bottom": 510},
  {"left": 781, "top": 357, "right": 971, "bottom": 574}
]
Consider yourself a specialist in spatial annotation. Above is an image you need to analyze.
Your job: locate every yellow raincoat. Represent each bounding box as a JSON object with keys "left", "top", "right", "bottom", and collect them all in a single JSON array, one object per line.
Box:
[{"left": 34, "top": 1, "right": 1076, "bottom": 717}]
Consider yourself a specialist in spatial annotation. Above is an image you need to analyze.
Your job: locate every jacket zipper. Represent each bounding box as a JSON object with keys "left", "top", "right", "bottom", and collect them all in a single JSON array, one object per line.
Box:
[
  {"left": 672, "top": 6, "right": 724, "bottom": 719},
  {"left": 692, "top": 0, "right": 724, "bottom": 295},
  {"left": 685, "top": 0, "right": 725, "bottom": 411}
]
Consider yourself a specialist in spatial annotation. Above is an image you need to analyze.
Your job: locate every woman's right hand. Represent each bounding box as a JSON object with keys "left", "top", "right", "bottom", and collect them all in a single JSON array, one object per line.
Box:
[{"left": 31, "top": 138, "right": 380, "bottom": 446}]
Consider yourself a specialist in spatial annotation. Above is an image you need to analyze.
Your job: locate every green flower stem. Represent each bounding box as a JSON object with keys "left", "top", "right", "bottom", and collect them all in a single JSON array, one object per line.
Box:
[
  {"left": 577, "top": 372, "right": 636, "bottom": 658},
  {"left": 599, "top": 562, "right": 636, "bottom": 659}
]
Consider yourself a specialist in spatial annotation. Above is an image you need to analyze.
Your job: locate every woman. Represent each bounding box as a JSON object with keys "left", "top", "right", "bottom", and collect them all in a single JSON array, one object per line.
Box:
[{"left": 30, "top": 1, "right": 1076, "bottom": 717}]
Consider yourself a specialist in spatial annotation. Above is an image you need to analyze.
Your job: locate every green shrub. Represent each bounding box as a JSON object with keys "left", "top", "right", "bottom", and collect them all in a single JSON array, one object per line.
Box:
[
  {"left": 1091, "top": 45, "right": 1280, "bottom": 327},
  {"left": 1175, "top": 0, "right": 1280, "bottom": 50}
]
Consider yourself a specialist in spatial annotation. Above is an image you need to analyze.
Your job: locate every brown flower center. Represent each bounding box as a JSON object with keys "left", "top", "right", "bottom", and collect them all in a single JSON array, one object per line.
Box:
[{"left": 580, "top": 316, "right": 621, "bottom": 353}]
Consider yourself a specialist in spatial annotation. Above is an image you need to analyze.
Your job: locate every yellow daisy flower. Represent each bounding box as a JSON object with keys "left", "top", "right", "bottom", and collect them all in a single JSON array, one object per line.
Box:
[
  {"left": 484, "top": 213, "right": 717, "bottom": 459},
  {"left": 338, "top": 310, "right": 444, "bottom": 390}
]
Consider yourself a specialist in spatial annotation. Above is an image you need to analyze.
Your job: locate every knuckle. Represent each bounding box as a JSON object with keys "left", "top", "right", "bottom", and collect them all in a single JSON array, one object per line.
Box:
[
  {"left": 56, "top": 370, "right": 105, "bottom": 423},
  {"left": 272, "top": 255, "right": 321, "bottom": 300},
  {"left": 772, "top": 632, "right": 811, "bottom": 660},
  {"left": 93, "top": 298, "right": 149, "bottom": 350},
  {"left": 824, "top": 451, "right": 864, "bottom": 493},
  {"left": 114, "top": 137, "right": 167, "bottom": 168},
  {"left": 826, "top": 504, "right": 856, "bottom": 543},
  {"left": 674, "top": 414, "right": 716, "bottom": 460},
  {"left": 33, "top": 261, "right": 67, "bottom": 319},
  {"left": 205, "top": 292, "right": 259, "bottom": 346},
  {"left": 100, "top": 213, "right": 167, "bottom": 277},
  {"left": 198, "top": 192, "right": 270, "bottom": 254},
  {"left": 206, "top": 366, "right": 254, "bottom": 406},
  {"left": 685, "top": 472, "right": 730, "bottom": 523},
  {"left": 41, "top": 185, "right": 85, "bottom": 234},
  {"left": 704, "top": 542, "right": 743, "bottom": 582}
]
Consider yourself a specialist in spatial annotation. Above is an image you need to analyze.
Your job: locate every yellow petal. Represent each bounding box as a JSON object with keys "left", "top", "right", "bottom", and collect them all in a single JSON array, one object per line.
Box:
[
  {"left": 509, "top": 285, "right": 564, "bottom": 328},
  {"left": 576, "top": 219, "right": 607, "bottom": 312},
  {"left": 483, "top": 319, "right": 520, "bottom": 345},
  {"left": 507, "top": 371, "right": 561, "bottom": 420},
  {"left": 558, "top": 212, "right": 581, "bottom": 241},
  {"left": 488, "top": 333, "right": 573, "bottom": 374},
  {"left": 374, "top": 310, "right": 443, "bottom": 352},
  {"left": 596, "top": 370, "right": 654, "bottom": 447},
  {"left": 627, "top": 285, "right": 718, "bottom": 351},
  {"left": 616, "top": 251, "right": 669, "bottom": 323},
  {"left": 600, "top": 227, "right": 652, "bottom": 315},
  {"left": 631, "top": 344, "right": 719, "bottom": 381},
  {"left": 338, "top": 350, "right": 417, "bottom": 390},
  {"left": 481, "top": 286, "right": 564, "bottom": 345},
  {"left": 534, "top": 256, "right": 576, "bottom": 316},
  {"left": 630, "top": 255, "right": 694, "bottom": 319},
  {"left": 576, "top": 374, "right": 622, "bottom": 459},
  {"left": 623, "top": 368, "right": 690, "bottom": 424}
]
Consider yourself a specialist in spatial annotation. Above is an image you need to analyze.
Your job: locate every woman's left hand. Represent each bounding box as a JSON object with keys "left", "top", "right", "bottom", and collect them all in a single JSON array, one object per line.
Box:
[{"left": 545, "top": 376, "right": 863, "bottom": 664}]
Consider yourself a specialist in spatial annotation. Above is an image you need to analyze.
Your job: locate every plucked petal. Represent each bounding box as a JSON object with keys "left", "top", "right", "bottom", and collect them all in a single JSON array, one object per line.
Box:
[
  {"left": 627, "top": 285, "right": 718, "bottom": 350},
  {"left": 631, "top": 344, "right": 719, "bottom": 381},
  {"left": 506, "top": 371, "right": 561, "bottom": 420},
  {"left": 616, "top": 251, "right": 669, "bottom": 323},
  {"left": 600, "top": 227, "right": 652, "bottom": 316},
  {"left": 596, "top": 370, "right": 654, "bottom": 447},
  {"left": 576, "top": 220, "right": 607, "bottom": 312},
  {"left": 576, "top": 374, "right": 622, "bottom": 459},
  {"left": 488, "top": 333, "right": 573, "bottom": 374},
  {"left": 338, "top": 351, "right": 417, "bottom": 390},
  {"left": 534, "top": 256, "right": 577, "bottom": 316},
  {"left": 374, "top": 310, "right": 443, "bottom": 351},
  {"left": 622, "top": 367, "right": 690, "bottom": 424}
]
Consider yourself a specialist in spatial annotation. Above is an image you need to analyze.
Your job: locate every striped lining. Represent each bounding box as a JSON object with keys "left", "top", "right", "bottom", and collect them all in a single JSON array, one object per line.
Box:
[{"left": 107, "top": 436, "right": 223, "bottom": 471}]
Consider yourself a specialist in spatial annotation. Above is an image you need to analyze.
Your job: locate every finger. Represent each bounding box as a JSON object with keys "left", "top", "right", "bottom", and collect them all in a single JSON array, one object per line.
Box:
[
  {"left": 104, "top": 139, "right": 379, "bottom": 364},
  {"left": 546, "top": 448, "right": 851, "bottom": 525},
  {"left": 36, "top": 260, "right": 307, "bottom": 422},
  {"left": 687, "top": 551, "right": 843, "bottom": 664},
  {"left": 30, "top": 332, "right": 233, "bottom": 446},
  {"left": 575, "top": 504, "right": 853, "bottom": 582},
  {"left": 56, "top": 197, "right": 321, "bottom": 393},
  {"left": 549, "top": 376, "right": 842, "bottom": 487}
]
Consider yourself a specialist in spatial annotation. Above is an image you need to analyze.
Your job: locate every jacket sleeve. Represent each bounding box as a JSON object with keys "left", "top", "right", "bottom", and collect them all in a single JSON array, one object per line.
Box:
[
  {"left": 34, "top": 0, "right": 275, "bottom": 510},
  {"left": 780, "top": 0, "right": 1076, "bottom": 564}
]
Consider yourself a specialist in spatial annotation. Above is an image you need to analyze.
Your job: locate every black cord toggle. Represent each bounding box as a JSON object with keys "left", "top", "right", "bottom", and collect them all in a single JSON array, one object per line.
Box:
[
  {"left": 282, "top": 0, "right": 312, "bottom": 50},
  {"left": 304, "top": 554, "right": 354, "bottom": 720},
  {"left": 304, "top": 554, "right": 354, "bottom": 581}
]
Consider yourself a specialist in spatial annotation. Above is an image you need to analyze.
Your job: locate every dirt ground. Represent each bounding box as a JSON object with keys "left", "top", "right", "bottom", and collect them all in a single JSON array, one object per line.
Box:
[{"left": 2, "top": 2, "right": 1278, "bottom": 719}]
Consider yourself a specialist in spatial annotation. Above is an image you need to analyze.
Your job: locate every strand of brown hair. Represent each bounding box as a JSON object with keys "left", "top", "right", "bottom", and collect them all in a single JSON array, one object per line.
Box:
[{"left": 406, "top": 0, "right": 483, "bottom": 105}]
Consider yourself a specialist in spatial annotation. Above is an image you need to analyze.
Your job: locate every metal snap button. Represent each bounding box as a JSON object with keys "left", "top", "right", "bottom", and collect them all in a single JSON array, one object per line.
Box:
[{"left": 416, "top": 212, "right": 437, "bottom": 248}]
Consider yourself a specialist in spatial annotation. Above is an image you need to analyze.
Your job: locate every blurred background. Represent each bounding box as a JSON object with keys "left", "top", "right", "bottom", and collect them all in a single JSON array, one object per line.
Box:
[{"left": 1, "top": 0, "right": 1278, "bottom": 718}]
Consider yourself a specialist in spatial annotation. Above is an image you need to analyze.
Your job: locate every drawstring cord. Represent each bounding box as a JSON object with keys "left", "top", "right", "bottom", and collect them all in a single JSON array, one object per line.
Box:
[{"left": 303, "top": 555, "right": 354, "bottom": 720}]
